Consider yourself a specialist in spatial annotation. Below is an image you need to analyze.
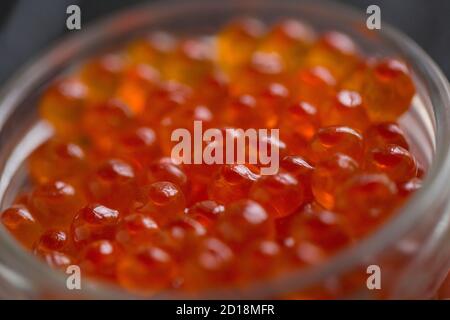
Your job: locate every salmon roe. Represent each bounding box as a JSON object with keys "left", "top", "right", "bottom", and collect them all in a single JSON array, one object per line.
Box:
[{"left": 1, "top": 18, "right": 422, "bottom": 296}]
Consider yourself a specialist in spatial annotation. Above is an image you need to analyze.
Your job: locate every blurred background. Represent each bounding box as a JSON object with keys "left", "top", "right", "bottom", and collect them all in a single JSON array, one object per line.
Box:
[{"left": 0, "top": 0, "right": 449, "bottom": 84}]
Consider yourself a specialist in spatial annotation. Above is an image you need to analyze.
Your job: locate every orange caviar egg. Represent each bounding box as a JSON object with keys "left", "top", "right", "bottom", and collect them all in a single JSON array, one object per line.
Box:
[
  {"left": 71, "top": 204, "right": 120, "bottom": 247},
  {"left": 137, "top": 181, "right": 186, "bottom": 227},
  {"left": 81, "top": 99, "right": 133, "bottom": 154},
  {"left": 162, "top": 39, "right": 214, "bottom": 85},
  {"left": 336, "top": 174, "right": 398, "bottom": 237},
  {"left": 192, "top": 70, "right": 230, "bottom": 107},
  {"left": 115, "top": 64, "right": 160, "bottom": 114},
  {"left": 230, "top": 51, "right": 287, "bottom": 95},
  {"left": 365, "top": 144, "right": 417, "bottom": 183},
  {"left": 158, "top": 104, "right": 215, "bottom": 155},
  {"left": 183, "top": 237, "right": 237, "bottom": 289},
  {"left": 1, "top": 205, "right": 42, "bottom": 248},
  {"left": 115, "top": 213, "right": 160, "bottom": 249},
  {"left": 241, "top": 240, "right": 288, "bottom": 279},
  {"left": 249, "top": 172, "right": 305, "bottom": 218},
  {"left": 80, "top": 239, "right": 121, "bottom": 280},
  {"left": 280, "top": 156, "right": 314, "bottom": 202},
  {"left": 286, "top": 203, "right": 352, "bottom": 255},
  {"left": 361, "top": 58, "right": 415, "bottom": 122},
  {"left": 127, "top": 32, "right": 176, "bottom": 67},
  {"left": 217, "top": 18, "right": 265, "bottom": 71},
  {"left": 33, "top": 230, "right": 74, "bottom": 269},
  {"left": 340, "top": 60, "right": 370, "bottom": 92},
  {"left": 304, "top": 31, "right": 361, "bottom": 81},
  {"left": 222, "top": 94, "right": 260, "bottom": 129},
  {"left": 30, "top": 181, "right": 85, "bottom": 228},
  {"left": 216, "top": 200, "right": 274, "bottom": 247},
  {"left": 117, "top": 246, "right": 176, "bottom": 293},
  {"left": 256, "top": 82, "right": 291, "bottom": 128},
  {"left": 35, "top": 229, "right": 70, "bottom": 252},
  {"left": 281, "top": 155, "right": 314, "bottom": 178},
  {"left": 164, "top": 218, "right": 206, "bottom": 257},
  {"left": 208, "top": 164, "right": 259, "bottom": 205},
  {"left": 279, "top": 101, "right": 320, "bottom": 154},
  {"left": 39, "top": 77, "right": 87, "bottom": 137},
  {"left": 86, "top": 159, "right": 137, "bottom": 212},
  {"left": 1, "top": 18, "right": 425, "bottom": 296},
  {"left": 259, "top": 19, "right": 315, "bottom": 69},
  {"left": 322, "top": 90, "right": 370, "bottom": 131},
  {"left": 295, "top": 66, "right": 336, "bottom": 110},
  {"left": 141, "top": 81, "right": 192, "bottom": 126},
  {"left": 363, "top": 122, "right": 409, "bottom": 151},
  {"left": 186, "top": 200, "right": 224, "bottom": 228},
  {"left": 114, "top": 126, "right": 160, "bottom": 168},
  {"left": 80, "top": 54, "right": 126, "bottom": 102},
  {"left": 146, "top": 158, "right": 189, "bottom": 194},
  {"left": 29, "top": 139, "right": 87, "bottom": 185}
]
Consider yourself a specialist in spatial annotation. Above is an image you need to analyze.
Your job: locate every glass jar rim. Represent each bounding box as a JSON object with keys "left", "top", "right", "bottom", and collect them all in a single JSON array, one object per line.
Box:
[{"left": 0, "top": 0, "right": 449, "bottom": 299}]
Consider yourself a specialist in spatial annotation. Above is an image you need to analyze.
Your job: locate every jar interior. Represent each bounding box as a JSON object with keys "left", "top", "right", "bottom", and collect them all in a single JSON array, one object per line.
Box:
[{"left": 0, "top": 0, "right": 444, "bottom": 298}]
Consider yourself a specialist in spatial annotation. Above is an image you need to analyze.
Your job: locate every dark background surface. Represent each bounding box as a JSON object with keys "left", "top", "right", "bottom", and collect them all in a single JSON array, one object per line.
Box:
[{"left": 0, "top": 0, "right": 449, "bottom": 84}]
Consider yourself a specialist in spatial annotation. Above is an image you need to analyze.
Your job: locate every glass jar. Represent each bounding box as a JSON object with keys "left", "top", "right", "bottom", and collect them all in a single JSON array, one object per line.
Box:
[{"left": 0, "top": 0, "right": 449, "bottom": 299}]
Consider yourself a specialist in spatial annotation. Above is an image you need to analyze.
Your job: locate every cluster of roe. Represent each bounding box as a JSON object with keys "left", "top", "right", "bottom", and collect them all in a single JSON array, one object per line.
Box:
[{"left": 1, "top": 18, "right": 422, "bottom": 296}]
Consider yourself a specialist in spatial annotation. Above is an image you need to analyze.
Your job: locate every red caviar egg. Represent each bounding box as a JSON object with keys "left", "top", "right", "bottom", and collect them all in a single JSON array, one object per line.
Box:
[
  {"left": 208, "top": 164, "right": 259, "bottom": 205},
  {"left": 336, "top": 174, "right": 398, "bottom": 237},
  {"left": 81, "top": 54, "right": 126, "bottom": 102},
  {"left": 117, "top": 246, "right": 176, "bottom": 292},
  {"left": 311, "top": 153, "right": 359, "bottom": 209},
  {"left": 183, "top": 237, "right": 237, "bottom": 289},
  {"left": 34, "top": 230, "right": 74, "bottom": 269},
  {"left": 279, "top": 101, "right": 320, "bottom": 154},
  {"left": 71, "top": 204, "right": 120, "bottom": 247},
  {"left": 216, "top": 200, "right": 273, "bottom": 247},
  {"left": 322, "top": 90, "right": 370, "bottom": 131},
  {"left": 30, "top": 181, "right": 84, "bottom": 228},
  {"left": 1, "top": 205, "right": 42, "bottom": 248},
  {"left": 362, "top": 58, "right": 415, "bottom": 122},
  {"left": 87, "top": 159, "right": 137, "bottom": 209},
  {"left": 137, "top": 181, "right": 186, "bottom": 227},
  {"left": 186, "top": 200, "right": 225, "bottom": 228},
  {"left": 287, "top": 202, "right": 352, "bottom": 256},
  {"left": 259, "top": 19, "right": 315, "bottom": 69},
  {"left": 115, "top": 213, "right": 160, "bottom": 249},
  {"left": 365, "top": 145, "right": 417, "bottom": 183},
  {"left": 80, "top": 239, "right": 121, "bottom": 280},
  {"left": 364, "top": 122, "right": 409, "bottom": 151},
  {"left": 295, "top": 66, "right": 336, "bottom": 110},
  {"left": 309, "top": 126, "right": 364, "bottom": 163},
  {"left": 39, "top": 78, "right": 87, "bottom": 137},
  {"left": 217, "top": 18, "right": 266, "bottom": 71},
  {"left": 29, "top": 139, "right": 87, "bottom": 185},
  {"left": 304, "top": 31, "right": 361, "bottom": 81},
  {"left": 249, "top": 172, "right": 305, "bottom": 218},
  {"left": 127, "top": 31, "right": 176, "bottom": 67},
  {"left": 115, "top": 64, "right": 160, "bottom": 114},
  {"left": 1, "top": 18, "right": 424, "bottom": 295}
]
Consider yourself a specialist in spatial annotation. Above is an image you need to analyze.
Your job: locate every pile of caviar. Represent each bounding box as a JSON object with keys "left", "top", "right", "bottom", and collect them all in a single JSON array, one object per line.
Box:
[{"left": 1, "top": 18, "right": 423, "bottom": 295}]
